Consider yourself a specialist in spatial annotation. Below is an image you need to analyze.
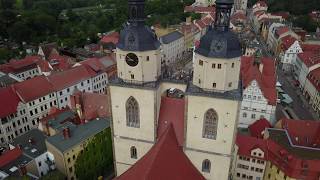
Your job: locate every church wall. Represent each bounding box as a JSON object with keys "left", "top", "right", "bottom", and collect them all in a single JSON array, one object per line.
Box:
[
  {"left": 109, "top": 85, "right": 157, "bottom": 142},
  {"left": 113, "top": 137, "right": 154, "bottom": 176},
  {"left": 185, "top": 95, "right": 240, "bottom": 155},
  {"left": 185, "top": 149, "right": 232, "bottom": 180}
]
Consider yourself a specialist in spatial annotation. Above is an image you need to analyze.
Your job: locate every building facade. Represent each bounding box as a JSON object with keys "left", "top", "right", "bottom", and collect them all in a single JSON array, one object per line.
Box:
[
  {"left": 110, "top": 0, "right": 242, "bottom": 179},
  {"left": 159, "top": 31, "right": 185, "bottom": 65},
  {"left": 280, "top": 39, "right": 302, "bottom": 72},
  {"left": 239, "top": 57, "right": 277, "bottom": 128}
]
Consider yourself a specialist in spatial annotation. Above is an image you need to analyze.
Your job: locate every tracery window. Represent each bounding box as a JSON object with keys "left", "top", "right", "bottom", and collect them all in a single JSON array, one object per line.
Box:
[
  {"left": 126, "top": 96, "right": 140, "bottom": 128},
  {"left": 202, "top": 109, "right": 218, "bottom": 139}
]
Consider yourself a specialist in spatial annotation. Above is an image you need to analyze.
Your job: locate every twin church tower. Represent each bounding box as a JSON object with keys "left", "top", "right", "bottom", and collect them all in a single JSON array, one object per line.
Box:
[{"left": 108, "top": 0, "right": 242, "bottom": 179}]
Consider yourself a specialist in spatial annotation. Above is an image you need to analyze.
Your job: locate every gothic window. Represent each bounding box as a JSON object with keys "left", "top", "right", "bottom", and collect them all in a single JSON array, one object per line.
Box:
[
  {"left": 202, "top": 109, "right": 218, "bottom": 139},
  {"left": 126, "top": 97, "right": 140, "bottom": 128},
  {"left": 130, "top": 7, "right": 138, "bottom": 19},
  {"left": 130, "top": 146, "right": 137, "bottom": 159},
  {"left": 202, "top": 159, "right": 211, "bottom": 173}
]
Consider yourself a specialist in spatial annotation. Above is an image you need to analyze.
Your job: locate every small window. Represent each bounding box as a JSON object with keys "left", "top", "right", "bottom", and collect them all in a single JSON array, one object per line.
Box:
[
  {"left": 251, "top": 114, "right": 256, "bottom": 119},
  {"left": 198, "top": 79, "right": 201, "bottom": 84},
  {"left": 232, "top": 63, "right": 235, "bottom": 68},
  {"left": 243, "top": 112, "right": 247, "bottom": 118},
  {"left": 130, "top": 146, "right": 137, "bottom": 159},
  {"left": 69, "top": 167, "right": 72, "bottom": 173},
  {"left": 212, "top": 83, "right": 216, "bottom": 88},
  {"left": 212, "top": 63, "right": 216, "bottom": 68},
  {"left": 38, "top": 162, "right": 42, "bottom": 167},
  {"left": 202, "top": 159, "right": 211, "bottom": 173},
  {"left": 218, "top": 64, "right": 222, "bottom": 69},
  {"left": 228, "top": 82, "right": 232, "bottom": 87},
  {"left": 199, "top": 60, "right": 203, "bottom": 66},
  {"left": 131, "top": 74, "right": 135, "bottom": 79},
  {"left": 146, "top": 56, "right": 150, "bottom": 61}
]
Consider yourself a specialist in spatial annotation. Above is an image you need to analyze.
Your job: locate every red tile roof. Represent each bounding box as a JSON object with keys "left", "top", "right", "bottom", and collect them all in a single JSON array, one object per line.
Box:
[
  {"left": 276, "top": 26, "right": 289, "bottom": 37},
  {"left": 48, "top": 54, "right": 73, "bottom": 71},
  {"left": 0, "top": 87, "right": 20, "bottom": 118},
  {"left": 297, "top": 51, "right": 320, "bottom": 68},
  {"left": 307, "top": 67, "right": 320, "bottom": 91},
  {"left": 195, "top": 19, "right": 206, "bottom": 29},
  {"left": 100, "top": 32, "right": 120, "bottom": 45},
  {"left": 279, "top": 118, "right": 320, "bottom": 148},
  {"left": 48, "top": 65, "right": 96, "bottom": 91},
  {"left": 157, "top": 97, "right": 185, "bottom": 146},
  {"left": 116, "top": 124, "right": 205, "bottom": 180},
  {"left": 13, "top": 75, "right": 54, "bottom": 103},
  {"left": 0, "top": 56, "right": 42, "bottom": 74},
  {"left": 254, "top": 1, "right": 268, "bottom": 8},
  {"left": 241, "top": 56, "right": 277, "bottom": 105},
  {"left": 249, "top": 118, "right": 272, "bottom": 139},
  {"left": 231, "top": 11, "right": 247, "bottom": 21},
  {"left": 281, "top": 35, "right": 298, "bottom": 50},
  {"left": 271, "top": 12, "right": 290, "bottom": 20},
  {"left": 301, "top": 44, "right": 320, "bottom": 52},
  {"left": 70, "top": 91, "right": 109, "bottom": 121},
  {"left": 0, "top": 148, "right": 23, "bottom": 168},
  {"left": 184, "top": 5, "right": 215, "bottom": 13},
  {"left": 236, "top": 134, "right": 267, "bottom": 160}
]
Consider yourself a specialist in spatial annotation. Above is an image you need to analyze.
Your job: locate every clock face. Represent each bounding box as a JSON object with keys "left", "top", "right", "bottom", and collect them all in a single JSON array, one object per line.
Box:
[
  {"left": 211, "top": 39, "right": 226, "bottom": 53},
  {"left": 125, "top": 53, "right": 139, "bottom": 67}
]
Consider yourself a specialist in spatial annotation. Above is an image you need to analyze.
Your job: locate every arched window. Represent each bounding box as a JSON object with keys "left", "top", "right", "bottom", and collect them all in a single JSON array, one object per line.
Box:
[
  {"left": 126, "top": 97, "right": 140, "bottom": 128},
  {"left": 130, "top": 146, "right": 137, "bottom": 159},
  {"left": 202, "top": 109, "right": 218, "bottom": 139},
  {"left": 202, "top": 159, "right": 211, "bottom": 173}
]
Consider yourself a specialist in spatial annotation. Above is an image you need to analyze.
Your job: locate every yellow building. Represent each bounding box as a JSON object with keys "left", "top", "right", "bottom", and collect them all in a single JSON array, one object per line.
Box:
[
  {"left": 264, "top": 162, "right": 295, "bottom": 180},
  {"left": 46, "top": 119, "right": 109, "bottom": 180}
]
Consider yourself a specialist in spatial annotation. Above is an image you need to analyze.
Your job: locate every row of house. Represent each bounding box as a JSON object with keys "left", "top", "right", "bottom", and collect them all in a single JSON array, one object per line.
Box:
[
  {"left": 0, "top": 91, "right": 111, "bottom": 179},
  {"left": 235, "top": 118, "right": 320, "bottom": 180},
  {"left": 0, "top": 56, "right": 115, "bottom": 146}
]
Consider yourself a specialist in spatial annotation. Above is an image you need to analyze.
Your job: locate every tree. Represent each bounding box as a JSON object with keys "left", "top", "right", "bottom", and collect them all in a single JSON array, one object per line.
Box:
[
  {"left": 40, "top": 170, "right": 65, "bottom": 180},
  {"left": 75, "top": 128, "right": 113, "bottom": 180},
  {"left": 0, "top": 48, "right": 13, "bottom": 64}
]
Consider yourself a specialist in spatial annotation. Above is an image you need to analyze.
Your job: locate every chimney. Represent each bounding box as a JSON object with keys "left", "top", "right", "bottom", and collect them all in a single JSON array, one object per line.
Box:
[{"left": 63, "top": 127, "right": 71, "bottom": 139}]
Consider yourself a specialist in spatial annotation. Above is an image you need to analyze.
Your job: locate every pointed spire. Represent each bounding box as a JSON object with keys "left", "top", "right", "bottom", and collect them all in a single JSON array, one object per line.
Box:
[{"left": 128, "top": 0, "right": 146, "bottom": 25}]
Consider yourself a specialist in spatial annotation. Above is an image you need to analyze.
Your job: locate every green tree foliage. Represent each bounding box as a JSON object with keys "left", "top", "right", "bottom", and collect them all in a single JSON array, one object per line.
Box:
[{"left": 75, "top": 128, "right": 113, "bottom": 180}]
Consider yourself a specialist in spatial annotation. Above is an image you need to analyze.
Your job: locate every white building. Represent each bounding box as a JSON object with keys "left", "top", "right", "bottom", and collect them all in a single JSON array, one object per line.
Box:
[
  {"left": 110, "top": 0, "right": 242, "bottom": 179},
  {"left": 159, "top": 31, "right": 185, "bottom": 65},
  {"left": 235, "top": 134, "right": 267, "bottom": 180},
  {"left": 239, "top": 57, "right": 277, "bottom": 128},
  {"left": 304, "top": 68, "right": 320, "bottom": 118},
  {"left": 0, "top": 60, "right": 113, "bottom": 146},
  {"left": 294, "top": 52, "right": 320, "bottom": 90},
  {"left": 266, "top": 23, "right": 286, "bottom": 53},
  {"left": 280, "top": 38, "right": 302, "bottom": 72}
]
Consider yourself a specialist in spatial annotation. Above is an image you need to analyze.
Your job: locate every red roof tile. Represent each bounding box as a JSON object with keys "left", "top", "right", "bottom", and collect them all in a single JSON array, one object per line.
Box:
[
  {"left": 254, "top": 1, "right": 268, "bottom": 8},
  {"left": 48, "top": 54, "right": 73, "bottom": 71},
  {"left": 241, "top": 56, "right": 277, "bottom": 105},
  {"left": 276, "top": 26, "right": 289, "bottom": 37},
  {"left": 271, "top": 12, "right": 290, "bottom": 20},
  {"left": 116, "top": 124, "right": 205, "bottom": 180},
  {"left": 157, "top": 97, "right": 185, "bottom": 146},
  {"left": 236, "top": 134, "right": 267, "bottom": 160},
  {"left": 0, "top": 148, "right": 23, "bottom": 168},
  {"left": 307, "top": 67, "right": 320, "bottom": 91},
  {"left": 100, "top": 32, "right": 120, "bottom": 45},
  {"left": 281, "top": 35, "right": 298, "bottom": 50},
  {"left": 70, "top": 91, "right": 109, "bottom": 121},
  {"left": 0, "top": 56, "right": 42, "bottom": 74},
  {"left": 184, "top": 5, "right": 215, "bottom": 13},
  {"left": 13, "top": 76, "right": 54, "bottom": 103},
  {"left": 248, "top": 118, "right": 272, "bottom": 139},
  {"left": 48, "top": 66, "right": 96, "bottom": 91},
  {"left": 279, "top": 118, "right": 320, "bottom": 148},
  {"left": 297, "top": 51, "right": 320, "bottom": 68},
  {"left": 301, "top": 44, "right": 320, "bottom": 52},
  {"left": 0, "top": 87, "right": 20, "bottom": 118}
]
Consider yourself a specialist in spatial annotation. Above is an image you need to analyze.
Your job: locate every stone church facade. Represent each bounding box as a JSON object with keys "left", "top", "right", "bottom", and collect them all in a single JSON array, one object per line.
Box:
[{"left": 108, "top": 0, "right": 242, "bottom": 179}]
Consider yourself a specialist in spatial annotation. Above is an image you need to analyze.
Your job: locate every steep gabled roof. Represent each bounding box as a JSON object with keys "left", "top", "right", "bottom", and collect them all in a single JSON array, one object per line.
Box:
[
  {"left": 0, "top": 56, "right": 42, "bottom": 74},
  {"left": 281, "top": 35, "right": 298, "bottom": 51},
  {"left": 297, "top": 51, "right": 320, "bottom": 68},
  {"left": 249, "top": 118, "right": 272, "bottom": 139},
  {"left": 116, "top": 124, "right": 205, "bottom": 180},
  {"left": 0, "top": 148, "right": 23, "bottom": 168},
  {"left": 13, "top": 75, "right": 54, "bottom": 103},
  {"left": 0, "top": 86, "right": 20, "bottom": 118},
  {"left": 236, "top": 134, "right": 267, "bottom": 160},
  {"left": 241, "top": 56, "right": 277, "bottom": 105},
  {"left": 157, "top": 97, "right": 185, "bottom": 146},
  {"left": 307, "top": 67, "right": 320, "bottom": 91}
]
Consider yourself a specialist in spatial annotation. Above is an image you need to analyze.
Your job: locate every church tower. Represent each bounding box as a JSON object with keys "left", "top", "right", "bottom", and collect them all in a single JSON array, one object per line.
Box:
[
  {"left": 109, "top": 0, "right": 161, "bottom": 176},
  {"left": 185, "top": 0, "right": 242, "bottom": 179}
]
